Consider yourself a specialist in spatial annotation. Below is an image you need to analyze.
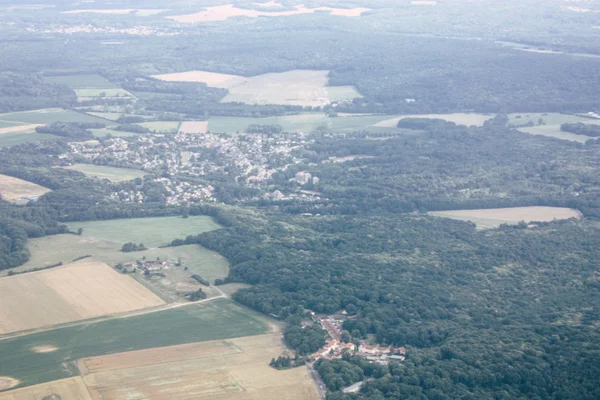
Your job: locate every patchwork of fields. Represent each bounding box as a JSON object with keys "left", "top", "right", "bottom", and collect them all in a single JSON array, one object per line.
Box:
[
  {"left": 44, "top": 74, "right": 134, "bottom": 102},
  {"left": 0, "top": 174, "right": 51, "bottom": 203},
  {"left": 63, "top": 164, "right": 148, "bottom": 182},
  {"left": 152, "top": 69, "right": 362, "bottom": 107},
  {"left": 81, "top": 334, "right": 318, "bottom": 400},
  {"left": 166, "top": 3, "right": 370, "bottom": 23},
  {"left": 429, "top": 206, "right": 582, "bottom": 229},
  {"left": 0, "top": 259, "right": 164, "bottom": 335},
  {"left": 508, "top": 113, "right": 600, "bottom": 143},
  {"left": 0, "top": 299, "right": 268, "bottom": 389}
]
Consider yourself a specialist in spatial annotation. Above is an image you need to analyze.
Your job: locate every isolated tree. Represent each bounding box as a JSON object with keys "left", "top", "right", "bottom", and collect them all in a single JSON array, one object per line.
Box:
[{"left": 77, "top": 228, "right": 83, "bottom": 236}]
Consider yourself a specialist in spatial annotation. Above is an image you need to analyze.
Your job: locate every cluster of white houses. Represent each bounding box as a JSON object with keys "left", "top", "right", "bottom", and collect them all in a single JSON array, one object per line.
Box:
[{"left": 311, "top": 313, "right": 406, "bottom": 364}]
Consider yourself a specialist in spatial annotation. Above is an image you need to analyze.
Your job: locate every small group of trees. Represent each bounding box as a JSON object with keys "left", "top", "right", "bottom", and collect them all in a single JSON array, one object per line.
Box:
[
  {"left": 186, "top": 288, "right": 207, "bottom": 301},
  {"left": 560, "top": 122, "right": 600, "bottom": 137},
  {"left": 121, "top": 242, "right": 147, "bottom": 252},
  {"left": 269, "top": 354, "right": 306, "bottom": 370}
]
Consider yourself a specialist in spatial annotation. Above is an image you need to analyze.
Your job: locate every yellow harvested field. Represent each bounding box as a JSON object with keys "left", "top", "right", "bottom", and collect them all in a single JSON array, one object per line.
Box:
[
  {"left": 81, "top": 334, "right": 319, "bottom": 400},
  {"left": 376, "top": 113, "right": 494, "bottom": 128},
  {"left": 0, "top": 259, "right": 164, "bottom": 335},
  {"left": 166, "top": 4, "right": 370, "bottom": 23},
  {"left": 0, "top": 377, "right": 91, "bottom": 400},
  {"left": 31, "top": 345, "right": 59, "bottom": 353},
  {"left": 151, "top": 70, "right": 247, "bottom": 88},
  {"left": 430, "top": 206, "right": 582, "bottom": 229},
  {"left": 0, "top": 124, "right": 42, "bottom": 135},
  {"left": 0, "top": 377, "right": 19, "bottom": 392},
  {"left": 179, "top": 121, "right": 209, "bottom": 134},
  {"left": 0, "top": 174, "right": 51, "bottom": 204}
]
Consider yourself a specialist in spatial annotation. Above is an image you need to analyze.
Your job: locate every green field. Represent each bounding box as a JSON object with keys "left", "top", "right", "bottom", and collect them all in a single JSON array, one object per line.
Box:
[
  {"left": 67, "top": 215, "right": 222, "bottom": 248},
  {"left": 0, "top": 108, "right": 109, "bottom": 125},
  {"left": 138, "top": 120, "right": 180, "bottom": 132},
  {"left": 63, "top": 164, "right": 147, "bottom": 182},
  {"left": 44, "top": 74, "right": 117, "bottom": 89},
  {"left": 0, "top": 299, "right": 267, "bottom": 389},
  {"left": 0, "top": 120, "right": 26, "bottom": 129},
  {"left": 0, "top": 132, "right": 61, "bottom": 148},
  {"left": 507, "top": 113, "right": 600, "bottom": 143},
  {"left": 326, "top": 85, "right": 363, "bottom": 101}
]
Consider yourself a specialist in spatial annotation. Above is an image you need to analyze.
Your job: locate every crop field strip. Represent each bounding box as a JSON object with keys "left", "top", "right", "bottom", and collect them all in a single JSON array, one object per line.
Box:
[
  {"left": 79, "top": 333, "right": 318, "bottom": 400},
  {"left": 0, "top": 259, "right": 165, "bottom": 335},
  {"left": 0, "top": 299, "right": 268, "bottom": 389},
  {"left": 0, "top": 108, "right": 109, "bottom": 125},
  {"left": 0, "top": 174, "right": 51, "bottom": 203}
]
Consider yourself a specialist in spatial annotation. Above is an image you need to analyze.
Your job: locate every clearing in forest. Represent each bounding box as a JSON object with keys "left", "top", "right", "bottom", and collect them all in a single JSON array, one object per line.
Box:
[
  {"left": 44, "top": 74, "right": 134, "bottom": 102},
  {"left": 152, "top": 69, "right": 362, "bottom": 107},
  {"left": 63, "top": 163, "right": 147, "bottom": 182},
  {"left": 166, "top": 4, "right": 370, "bottom": 23},
  {"left": 0, "top": 174, "right": 51, "bottom": 203},
  {"left": 0, "top": 299, "right": 267, "bottom": 389},
  {"left": 508, "top": 113, "right": 600, "bottom": 143},
  {"left": 80, "top": 333, "right": 319, "bottom": 400},
  {"left": 0, "top": 259, "right": 164, "bottom": 335},
  {"left": 0, "top": 377, "right": 91, "bottom": 400},
  {"left": 376, "top": 113, "right": 494, "bottom": 128},
  {"left": 179, "top": 121, "right": 209, "bottom": 134},
  {"left": 429, "top": 206, "right": 582, "bottom": 229}
]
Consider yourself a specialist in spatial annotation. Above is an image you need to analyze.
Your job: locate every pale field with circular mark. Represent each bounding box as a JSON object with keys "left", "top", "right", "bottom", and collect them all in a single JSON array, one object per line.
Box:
[
  {"left": 32, "top": 345, "right": 59, "bottom": 353},
  {"left": 0, "top": 377, "right": 19, "bottom": 391}
]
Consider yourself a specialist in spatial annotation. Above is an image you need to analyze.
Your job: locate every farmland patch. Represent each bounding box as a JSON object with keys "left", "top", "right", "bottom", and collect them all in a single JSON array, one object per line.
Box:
[
  {"left": 508, "top": 113, "right": 600, "bottom": 143},
  {"left": 166, "top": 4, "right": 370, "bottom": 23},
  {"left": 31, "top": 345, "right": 58, "bottom": 353},
  {"left": 138, "top": 121, "right": 180, "bottom": 133},
  {"left": 0, "top": 108, "right": 108, "bottom": 125},
  {"left": 429, "top": 206, "right": 582, "bottom": 229},
  {"left": 0, "top": 377, "right": 90, "bottom": 399},
  {"left": 152, "top": 69, "right": 362, "bottom": 107},
  {"left": 63, "top": 164, "right": 147, "bottom": 182},
  {"left": 0, "top": 174, "right": 51, "bottom": 204},
  {"left": 0, "top": 299, "right": 267, "bottom": 388},
  {"left": 0, "top": 259, "right": 164, "bottom": 335},
  {"left": 80, "top": 333, "right": 318, "bottom": 400},
  {"left": 0, "top": 377, "right": 19, "bottom": 391},
  {"left": 179, "top": 121, "right": 209, "bottom": 134}
]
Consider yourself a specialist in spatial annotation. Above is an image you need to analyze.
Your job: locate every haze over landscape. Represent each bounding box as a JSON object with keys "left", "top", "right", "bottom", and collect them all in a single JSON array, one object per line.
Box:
[{"left": 0, "top": 0, "right": 599, "bottom": 399}]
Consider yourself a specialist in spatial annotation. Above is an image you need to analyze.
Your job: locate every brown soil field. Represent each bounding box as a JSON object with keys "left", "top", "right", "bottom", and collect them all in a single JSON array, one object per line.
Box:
[
  {"left": 0, "top": 377, "right": 91, "bottom": 400},
  {"left": 0, "top": 124, "right": 42, "bottom": 135},
  {"left": 0, "top": 259, "right": 164, "bottom": 335},
  {"left": 0, "top": 378, "right": 19, "bottom": 392},
  {"left": 0, "top": 174, "right": 51, "bottom": 204},
  {"left": 166, "top": 4, "right": 370, "bottom": 23},
  {"left": 179, "top": 121, "right": 209, "bottom": 134},
  {"left": 81, "top": 334, "right": 319, "bottom": 400}
]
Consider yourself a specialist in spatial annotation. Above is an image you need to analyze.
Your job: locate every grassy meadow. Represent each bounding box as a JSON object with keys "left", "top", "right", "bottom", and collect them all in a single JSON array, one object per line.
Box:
[
  {"left": 0, "top": 108, "right": 108, "bottom": 125},
  {"left": 0, "top": 299, "right": 268, "bottom": 389},
  {"left": 508, "top": 113, "right": 600, "bottom": 143},
  {"left": 63, "top": 164, "right": 147, "bottom": 182},
  {"left": 67, "top": 215, "right": 221, "bottom": 247}
]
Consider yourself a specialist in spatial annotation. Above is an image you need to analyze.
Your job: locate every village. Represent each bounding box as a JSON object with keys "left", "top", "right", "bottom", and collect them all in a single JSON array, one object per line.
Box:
[
  {"left": 311, "top": 313, "right": 407, "bottom": 364},
  {"left": 63, "top": 128, "right": 321, "bottom": 206}
]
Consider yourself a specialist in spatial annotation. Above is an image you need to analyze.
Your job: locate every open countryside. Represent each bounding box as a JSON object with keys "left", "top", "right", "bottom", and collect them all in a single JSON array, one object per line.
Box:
[
  {"left": 0, "top": 259, "right": 164, "bottom": 334},
  {"left": 166, "top": 4, "right": 370, "bottom": 23},
  {"left": 81, "top": 333, "right": 319, "bottom": 400},
  {"left": 0, "top": 174, "right": 51, "bottom": 203},
  {"left": 152, "top": 69, "right": 362, "bottom": 106},
  {"left": 429, "top": 206, "right": 582, "bottom": 229},
  {"left": 0, "top": 299, "right": 267, "bottom": 389}
]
